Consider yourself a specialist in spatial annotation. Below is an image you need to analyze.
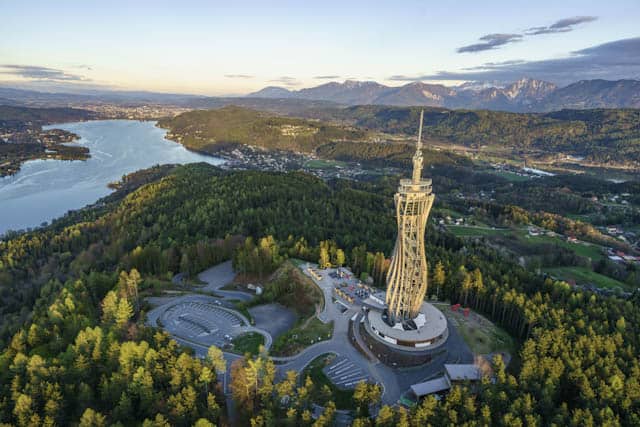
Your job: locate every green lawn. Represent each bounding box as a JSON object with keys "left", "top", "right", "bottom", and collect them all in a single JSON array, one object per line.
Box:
[
  {"left": 433, "top": 207, "right": 466, "bottom": 218},
  {"left": 302, "top": 353, "right": 355, "bottom": 410},
  {"left": 564, "top": 213, "right": 594, "bottom": 222},
  {"left": 270, "top": 317, "right": 333, "bottom": 356},
  {"left": 304, "top": 159, "right": 347, "bottom": 169},
  {"left": 544, "top": 266, "right": 630, "bottom": 291},
  {"left": 446, "top": 225, "right": 512, "bottom": 237},
  {"left": 230, "top": 332, "right": 264, "bottom": 356},
  {"left": 521, "top": 235, "right": 606, "bottom": 262}
]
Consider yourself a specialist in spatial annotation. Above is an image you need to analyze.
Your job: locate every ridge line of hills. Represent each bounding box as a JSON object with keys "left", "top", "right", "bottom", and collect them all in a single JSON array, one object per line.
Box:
[
  {"left": 248, "top": 78, "right": 640, "bottom": 112},
  {"left": 157, "top": 105, "right": 640, "bottom": 168},
  {"left": 2, "top": 78, "right": 640, "bottom": 113}
]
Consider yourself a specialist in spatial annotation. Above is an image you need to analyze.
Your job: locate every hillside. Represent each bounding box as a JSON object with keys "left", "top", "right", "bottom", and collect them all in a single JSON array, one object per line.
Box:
[
  {"left": 537, "top": 79, "right": 640, "bottom": 111},
  {"left": 157, "top": 106, "right": 367, "bottom": 153},
  {"left": 303, "top": 106, "right": 640, "bottom": 166},
  {"left": 0, "top": 105, "right": 95, "bottom": 124},
  {"left": 1, "top": 163, "right": 640, "bottom": 425},
  {"left": 158, "top": 106, "right": 471, "bottom": 168}
]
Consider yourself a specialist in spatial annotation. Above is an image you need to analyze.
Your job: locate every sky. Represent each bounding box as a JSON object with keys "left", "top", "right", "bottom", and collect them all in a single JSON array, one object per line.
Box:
[{"left": 1, "top": 0, "right": 639, "bottom": 95}]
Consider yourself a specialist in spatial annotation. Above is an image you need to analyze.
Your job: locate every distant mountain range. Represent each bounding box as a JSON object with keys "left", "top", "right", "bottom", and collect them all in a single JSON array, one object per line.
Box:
[
  {"left": 248, "top": 78, "right": 640, "bottom": 112},
  {"left": 2, "top": 78, "right": 639, "bottom": 114}
]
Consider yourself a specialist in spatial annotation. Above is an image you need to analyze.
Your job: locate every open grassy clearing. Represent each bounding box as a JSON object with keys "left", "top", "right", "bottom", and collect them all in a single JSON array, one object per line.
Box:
[
  {"left": 446, "top": 225, "right": 512, "bottom": 237},
  {"left": 433, "top": 207, "right": 466, "bottom": 218},
  {"left": 544, "top": 266, "right": 631, "bottom": 291},
  {"left": 434, "top": 303, "right": 515, "bottom": 355},
  {"left": 564, "top": 213, "right": 594, "bottom": 222},
  {"left": 230, "top": 332, "right": 264, "bottom": 356},
  {"left": 520, "top": 234, "right": 606, "bottom": 262},
  {"left": 270, "top": 317, "right": 333, "bottom": 356},
  {"left": 304, "top": 159, "right": 347, "bottom": 169}
]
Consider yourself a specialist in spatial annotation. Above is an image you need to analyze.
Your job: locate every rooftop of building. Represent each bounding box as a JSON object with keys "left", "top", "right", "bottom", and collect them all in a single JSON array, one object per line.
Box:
[
  {"left": 444, "top": 364, "right": 483, "bottom": 381},
  {"left": 367, "top": 301, "right": 447, "bottom": 343}
]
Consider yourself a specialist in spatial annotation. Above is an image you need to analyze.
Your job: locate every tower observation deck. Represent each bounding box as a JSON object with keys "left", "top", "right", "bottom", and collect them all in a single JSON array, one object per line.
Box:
[{"left": 385, "top": 110, "right": 435, "bottom": 324}]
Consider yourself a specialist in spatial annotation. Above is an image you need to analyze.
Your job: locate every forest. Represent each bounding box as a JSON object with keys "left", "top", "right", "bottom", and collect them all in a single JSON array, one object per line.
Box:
[
  {"left": 305, "top": 105, "right": 640, "bottom": 165},
  {"left": 1, "top": 163, "right": 639, "bottom": 425},
  {"left": 158, "top": 105, "right": 640, "bottom": 167},
  {"left": 0, "top": 105, "right": 95, "bottom": 125},
  {"left": 156, "top": 106, "right": 367, "bottom": 154}
]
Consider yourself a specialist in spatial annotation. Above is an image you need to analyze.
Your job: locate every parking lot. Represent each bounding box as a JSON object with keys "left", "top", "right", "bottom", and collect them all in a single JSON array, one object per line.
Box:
[
  {"left": 322, "top": 355, "right": 372, "bottom": 389},
  {"left": 160, "top": 300, "right": 245, "bottom": 348}
]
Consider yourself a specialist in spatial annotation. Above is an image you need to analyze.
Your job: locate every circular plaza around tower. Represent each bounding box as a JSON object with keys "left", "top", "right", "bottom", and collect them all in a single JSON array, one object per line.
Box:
[{"left": 365, "top": 302, "right": 448, "bottom": 351}]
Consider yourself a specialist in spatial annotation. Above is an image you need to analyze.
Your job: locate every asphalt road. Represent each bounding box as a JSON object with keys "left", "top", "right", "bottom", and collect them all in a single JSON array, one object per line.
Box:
[
  {"left": 198, "top": 261, "right": 254, "bottom": 301},
  {"left": 153, "top": 261, "right": 475, "bottom": 407},
  {"left": 249, "top": 303, "right": 297, "bottom": 339}
]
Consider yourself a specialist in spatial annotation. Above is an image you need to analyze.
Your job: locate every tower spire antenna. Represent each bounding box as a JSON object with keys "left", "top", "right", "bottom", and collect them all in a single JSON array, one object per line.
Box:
[
  {"left": 417, "top": 109, "right": 424, "bottom": 152},
  {"left": 412, "top": 109, "right": 424, "bottom": 184}
]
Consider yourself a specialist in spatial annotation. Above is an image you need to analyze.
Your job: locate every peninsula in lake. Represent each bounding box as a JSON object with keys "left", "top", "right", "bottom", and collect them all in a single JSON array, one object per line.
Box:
[{"left": 0, "top": 106, "right": 95, "bottom": 176}]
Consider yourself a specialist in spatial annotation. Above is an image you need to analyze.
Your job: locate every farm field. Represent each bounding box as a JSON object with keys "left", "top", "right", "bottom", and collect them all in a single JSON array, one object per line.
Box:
[
  {"left": 520, "top": 234, "right": 606, "bottom": 262},
  {"left": 304, "top": 159, "right": 347, "bottom": 169},
  {"left": 544, "top": 266, "right": 631, "bottom": 291},
  {"left": 446, "top": 225, "right": 512, "bottom": 237}
]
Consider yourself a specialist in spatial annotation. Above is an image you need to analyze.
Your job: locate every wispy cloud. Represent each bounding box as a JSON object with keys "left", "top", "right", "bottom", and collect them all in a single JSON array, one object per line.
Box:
[
  {"left": 224, "top": 74, "right": 254, "bottom": 79},
  {"left": 313, "top": 75, "right": 341, "bottom": 80},
  {"left": 457, "top": 33, "right": 522, "bottom": 53},
  {"left": 388, "top": 74, "right": 417, "bottom": 81},
  {"left": 392, "top": 38, "right": 640, "bottom": 86},
  {"left": 0, "top": 64, "right": 89, "bottom": 81},
  {"left": 269, "top": 76, "right": 300, "bottom": 87},
  {"left": 525, "top": 16, "right": 598, "bottom": 35},
  {"left": 457, "top": 16, "right": 598, "bottom": 54}
]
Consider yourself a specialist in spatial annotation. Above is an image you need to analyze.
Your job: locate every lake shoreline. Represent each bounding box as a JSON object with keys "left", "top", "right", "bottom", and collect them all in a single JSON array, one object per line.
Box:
[{"left": 0, "top": 120, "right": 224, "bottom": 235}]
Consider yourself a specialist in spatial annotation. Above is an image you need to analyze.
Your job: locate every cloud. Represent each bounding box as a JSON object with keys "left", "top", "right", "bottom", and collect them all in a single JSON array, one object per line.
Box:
[
  {"left": 457, "top": 16, "right": 598, "bottom": 54},
  {"left": 269, "top": 76, "right": 300, "bottom": 87},
  {"left": 388, "top": 74, "right": 419, "bottom": 82},
  {"left": 391, "top": 37, "right": 640, "bottom": 86},
  {"left": 313, "top": 75, "right": 341, "bottom": 79},
  {"left": 224, "top": 74, "right": 254, "bottom": 79},
  {"left": 525, "top": 16, "right": 597, "bottom": 35},
  {"left": 0, "top": 64, "right": 88, "bottom": 81},
  {"left": 457, "top": 33, "right": 523, "bottom": 53}
]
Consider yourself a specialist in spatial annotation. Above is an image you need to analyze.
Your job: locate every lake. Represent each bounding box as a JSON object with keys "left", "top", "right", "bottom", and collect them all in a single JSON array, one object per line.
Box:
[{"left": 0, "top": 120, "right": 224, "bottom": 235}]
